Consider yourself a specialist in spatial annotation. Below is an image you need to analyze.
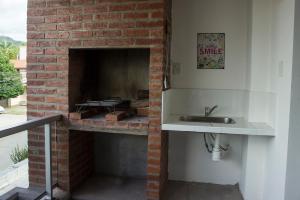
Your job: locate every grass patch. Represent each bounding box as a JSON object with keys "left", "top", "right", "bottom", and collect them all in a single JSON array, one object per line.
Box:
[{"left": 10, "top": 145, "right": 28, "bottom": 164}]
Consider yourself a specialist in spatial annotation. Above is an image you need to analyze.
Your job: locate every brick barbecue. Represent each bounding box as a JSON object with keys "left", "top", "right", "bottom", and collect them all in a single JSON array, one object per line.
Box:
[{"left": 27, "top": 0, "right": 171, "bottom": 199}]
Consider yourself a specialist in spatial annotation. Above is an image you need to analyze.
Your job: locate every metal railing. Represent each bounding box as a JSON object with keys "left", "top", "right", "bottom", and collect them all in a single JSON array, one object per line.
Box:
[{"left": 0, "top": 114, "right": 62, "bottom": 199}]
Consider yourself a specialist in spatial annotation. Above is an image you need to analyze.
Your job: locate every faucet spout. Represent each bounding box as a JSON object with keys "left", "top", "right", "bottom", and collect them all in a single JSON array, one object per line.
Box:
[{"left": 205, "top": 105, "right": 218, "bottom": 117}]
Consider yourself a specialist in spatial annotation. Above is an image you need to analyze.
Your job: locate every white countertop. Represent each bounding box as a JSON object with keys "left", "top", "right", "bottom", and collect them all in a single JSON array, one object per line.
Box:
[{"left": 162, "top": 115, "right": 275, "bottom": 136}]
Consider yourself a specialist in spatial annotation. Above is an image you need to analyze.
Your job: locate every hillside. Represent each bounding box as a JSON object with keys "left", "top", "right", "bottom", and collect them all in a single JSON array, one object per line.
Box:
[{"left": 0, "top": 36, "right": 26, "bottom": 46}]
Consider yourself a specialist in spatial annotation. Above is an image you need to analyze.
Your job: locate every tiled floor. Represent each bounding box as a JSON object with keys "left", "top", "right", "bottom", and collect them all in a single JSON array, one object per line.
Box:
[
  {"left": 163, "top": 181, "right": 244, "bottom": 200},
  {"left": 72, "top": 176, "right": 146, "bottom": 200},
  {"left": 71, "top": 176, "right": 243, "bottom": 200}
]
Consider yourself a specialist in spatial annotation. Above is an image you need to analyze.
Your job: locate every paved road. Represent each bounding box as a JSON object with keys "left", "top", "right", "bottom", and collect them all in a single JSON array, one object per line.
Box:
[{"left": 0, "top": 114, "right": 27, "bottom": 171}]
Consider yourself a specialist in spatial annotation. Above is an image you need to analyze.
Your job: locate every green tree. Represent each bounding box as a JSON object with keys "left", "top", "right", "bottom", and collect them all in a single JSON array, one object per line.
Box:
[
  {"left": 0, "top": 41, "right": 19, "bottom": 59},
  {"left": 0, "top": 49, "right": 24, "bottom": 100}
]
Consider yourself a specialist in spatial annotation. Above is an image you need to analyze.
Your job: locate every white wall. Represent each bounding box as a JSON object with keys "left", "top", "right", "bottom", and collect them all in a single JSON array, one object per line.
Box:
[
  {"left": 284, "top": 1, "right": 300, "bottom": 199},
  {"left": 247, "top": 0, "right": 272, "bottom": 92},
  {"left": 166, "top": 89, "right": 248, "bottom": 118},
  {"left": 171, "top": 0, "right": 249, "bottom": 90},
  {"left": 262, "top": 0, "right": 295, "bottom": 199},
  {"left": 166, "top": 89, "right": 246, "bottom": 184},
  {"left": 169, "top": 0, "right": 250, "bottom": 185},
  {"left": 169, "top": 132, "right": 243, "bottom": 185},
  {"left": 247, "top": 0, "right": 277, "bottom": 126},
  {"left": 239, "top": 136, "right": 268, "bottom": 200},
  {"left": 239, "top": 1, "right": 275, "bottom": 198},
  {"left": 235, "top": 0, "right": 296, "bottom": 199},
  {"left": 170, "top": 1, "right": 297, "bottom": 200},
  {"left": 18, "top": 46, "right": 26, "bottom": 61}
]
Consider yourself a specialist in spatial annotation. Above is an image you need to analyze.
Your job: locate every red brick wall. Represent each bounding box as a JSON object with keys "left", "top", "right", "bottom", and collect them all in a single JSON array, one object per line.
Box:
[
  {"left": 27, "top": 0, "right": 171, "bottom": 199},
  {"left": 69, "top": 131, "right": 94, "bottom": 190}
]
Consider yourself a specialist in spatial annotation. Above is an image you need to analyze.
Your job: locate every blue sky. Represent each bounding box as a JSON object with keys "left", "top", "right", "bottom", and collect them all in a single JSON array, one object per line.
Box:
[{"left": 0, "top": 1, "right": 27, "bottom": 41}]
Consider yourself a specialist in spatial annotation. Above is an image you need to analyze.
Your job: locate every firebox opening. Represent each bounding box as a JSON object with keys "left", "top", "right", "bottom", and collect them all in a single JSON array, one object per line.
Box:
[
  {"left": 69, "top": 48, "right": 150, "bottom": 113},
  {"left": 70, "top": 131, "right": 147, "bottom": 199},
  {"left": 94, "top": 133, "right": 148, "bottom": 178}
]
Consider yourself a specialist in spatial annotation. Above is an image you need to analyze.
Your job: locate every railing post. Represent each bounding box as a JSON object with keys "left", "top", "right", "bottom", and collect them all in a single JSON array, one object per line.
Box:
[{"left": 44, "top": 123, "right": 53, "bottom": 199}]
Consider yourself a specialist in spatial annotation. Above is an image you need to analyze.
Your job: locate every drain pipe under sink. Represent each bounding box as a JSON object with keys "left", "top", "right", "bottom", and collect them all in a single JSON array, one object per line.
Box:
[{"left": 212, "top": 134, "right": 222, "bottom": 161}]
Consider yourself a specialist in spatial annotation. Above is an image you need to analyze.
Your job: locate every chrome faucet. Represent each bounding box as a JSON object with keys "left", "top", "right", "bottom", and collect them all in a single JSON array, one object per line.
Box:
[{"left": 205, "top": 105, "right": 218, "bottom": 117}]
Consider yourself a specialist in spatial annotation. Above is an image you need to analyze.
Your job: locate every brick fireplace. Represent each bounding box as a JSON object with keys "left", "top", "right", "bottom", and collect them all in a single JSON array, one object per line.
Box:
[{"left": 27, "top": 0, "right": 171, "bottom": 199}]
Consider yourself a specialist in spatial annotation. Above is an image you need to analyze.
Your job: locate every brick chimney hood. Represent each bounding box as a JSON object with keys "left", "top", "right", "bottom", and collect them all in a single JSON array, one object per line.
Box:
[{"left": 27, "top": 0, "right": 171, "bottom": 199}]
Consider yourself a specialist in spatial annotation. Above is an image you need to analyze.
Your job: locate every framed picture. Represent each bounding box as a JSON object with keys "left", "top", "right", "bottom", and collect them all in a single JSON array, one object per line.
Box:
[{"left": 197, "top": 33, "right": 225, "bottom": 69}]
